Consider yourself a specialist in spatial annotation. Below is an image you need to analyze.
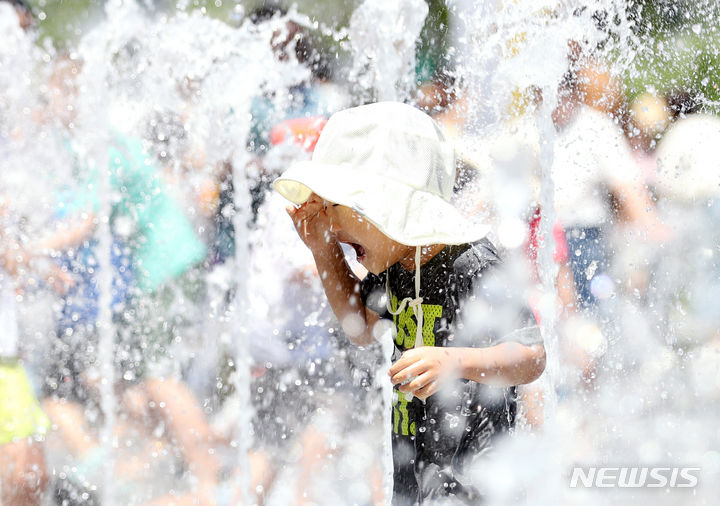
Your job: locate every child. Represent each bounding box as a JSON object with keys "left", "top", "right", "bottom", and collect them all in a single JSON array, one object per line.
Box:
[
  {"left": 274, "top": 101, "right": 546, "bottom": 504},
  {"left": 0, "top": 196, "right": 55, "bottom": 505}
]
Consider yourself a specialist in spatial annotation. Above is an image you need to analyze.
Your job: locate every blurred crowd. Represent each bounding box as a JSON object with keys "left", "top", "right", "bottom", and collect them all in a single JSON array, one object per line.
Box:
[{"left": 1, "top": 0, "right": 719, "bottom": 505}]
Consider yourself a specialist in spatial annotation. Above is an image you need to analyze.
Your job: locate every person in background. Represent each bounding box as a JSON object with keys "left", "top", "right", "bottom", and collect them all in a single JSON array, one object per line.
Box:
[
  {"left": 652, "top": 93, "right": 720, "bottom": 351},
  {"left": 34, "top": 56, "right": 224, "bottom": 502},
  {"left": 0, "top": 200, "right": 55, "bottom": 506},
  {"left": 625, "top": 92, "right": 671, "bottom": 184},
  {"left": 0, "top": 3, "right": 55, "bottom": 503},
  {"left": 550, "top": 45, "right": 670, "bottom": 380}
]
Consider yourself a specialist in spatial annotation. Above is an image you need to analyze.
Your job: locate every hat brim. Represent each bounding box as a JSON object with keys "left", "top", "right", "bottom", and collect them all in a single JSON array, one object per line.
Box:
[{"left": 274, "top": 161, "right": 490, "bottom": 246}]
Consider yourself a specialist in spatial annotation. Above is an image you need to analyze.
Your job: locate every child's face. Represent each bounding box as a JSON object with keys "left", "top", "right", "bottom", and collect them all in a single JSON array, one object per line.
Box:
[{"left": 326, "top": 203, "right": 412, "bottom": 275}]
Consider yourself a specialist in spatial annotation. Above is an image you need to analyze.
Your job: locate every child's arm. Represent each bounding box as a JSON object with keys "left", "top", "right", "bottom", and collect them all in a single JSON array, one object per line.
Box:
[
  {"left": 286, "top": 195, "right": 379, "bottom": 346},
  {"left": 31, "top": 214, "right": 97, "bottom": 253},
  {"left": 0, "top": 230, "right": 74, "bottom": 294},
  {"left": 389, "top": 343, "right": 546, "bottom": 401}
]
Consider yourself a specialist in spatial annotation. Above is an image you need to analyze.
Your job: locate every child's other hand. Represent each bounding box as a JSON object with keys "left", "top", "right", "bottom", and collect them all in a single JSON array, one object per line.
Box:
[
  {"left": 389, "top": 347, "right": 462, "bottom": 402},
  {"left": 286, "top": 193, "right": 335, "bottom": 252}
]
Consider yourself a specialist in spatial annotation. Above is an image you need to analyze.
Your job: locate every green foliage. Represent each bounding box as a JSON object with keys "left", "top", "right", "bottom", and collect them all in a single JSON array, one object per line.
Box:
[
  {"left": 623, "top": 29, "right": 720, "bottom": 110},
  {"left": 415, "top": 0, "right": 450, "bottom": 84},
  {"left": 29, "top": 0, "right": 359, "bottom": 44},
  {"left": 26, "top": 0, "right": 720, "bottom": 112},
  {"left": 29, "top": 0, "right": 102, "bottom": 44},
  {"left": 621, "top": 0, "right": 720, "bottom": 111}
]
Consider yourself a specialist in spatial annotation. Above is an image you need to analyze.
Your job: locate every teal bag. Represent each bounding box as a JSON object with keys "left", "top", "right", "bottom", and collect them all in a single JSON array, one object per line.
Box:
[{"left": 108, "top": 136, "right": 206, "bottom": 292}]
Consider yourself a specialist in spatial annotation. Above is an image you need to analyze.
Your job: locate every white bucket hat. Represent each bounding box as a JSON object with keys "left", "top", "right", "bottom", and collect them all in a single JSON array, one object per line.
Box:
[{"left": 273, "top": 101, "right": 490, "bottom": 246}]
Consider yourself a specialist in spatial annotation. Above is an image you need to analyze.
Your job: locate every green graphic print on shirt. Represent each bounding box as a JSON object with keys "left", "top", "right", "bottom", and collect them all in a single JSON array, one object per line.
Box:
[
  {"left": 367, "top": 240, "right": 540, "bottom": 440},
  {"left": 389, "top": 294, "right": 443, "bottom": 437}
]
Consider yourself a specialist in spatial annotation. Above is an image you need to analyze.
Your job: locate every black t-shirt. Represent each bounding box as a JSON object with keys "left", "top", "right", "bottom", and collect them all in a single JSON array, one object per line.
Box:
[{"left": 362, "top": 238, "right": 541, "bottom": 504}]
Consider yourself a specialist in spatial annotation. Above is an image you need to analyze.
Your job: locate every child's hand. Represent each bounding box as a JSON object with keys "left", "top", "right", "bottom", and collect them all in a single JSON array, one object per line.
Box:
[
  {"left": 389, "top": 347, "right": 463, "bottom": 401},
  {"left": 286, "top": 194, "right": 335, "bottom": 252}
]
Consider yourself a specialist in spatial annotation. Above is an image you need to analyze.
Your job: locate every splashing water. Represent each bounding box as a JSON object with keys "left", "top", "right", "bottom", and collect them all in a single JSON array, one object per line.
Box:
[
  {"left": 348, "top": 0, "right": 428, "bottom": 102},
  {"left": 447, "top": 0, "right": 720, "bottom": 503},
  {"left": 3, "top": 0, "right": 720, "bottom": 504}
]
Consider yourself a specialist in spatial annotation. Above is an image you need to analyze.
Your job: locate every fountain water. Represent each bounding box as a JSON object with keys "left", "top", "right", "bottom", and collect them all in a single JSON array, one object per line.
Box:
[
  {"left": 4, "top": 0, "right": 720, "bottom": 504},
  {"left": 445, "top": 1, "right": 720, "bottom": 504}
]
